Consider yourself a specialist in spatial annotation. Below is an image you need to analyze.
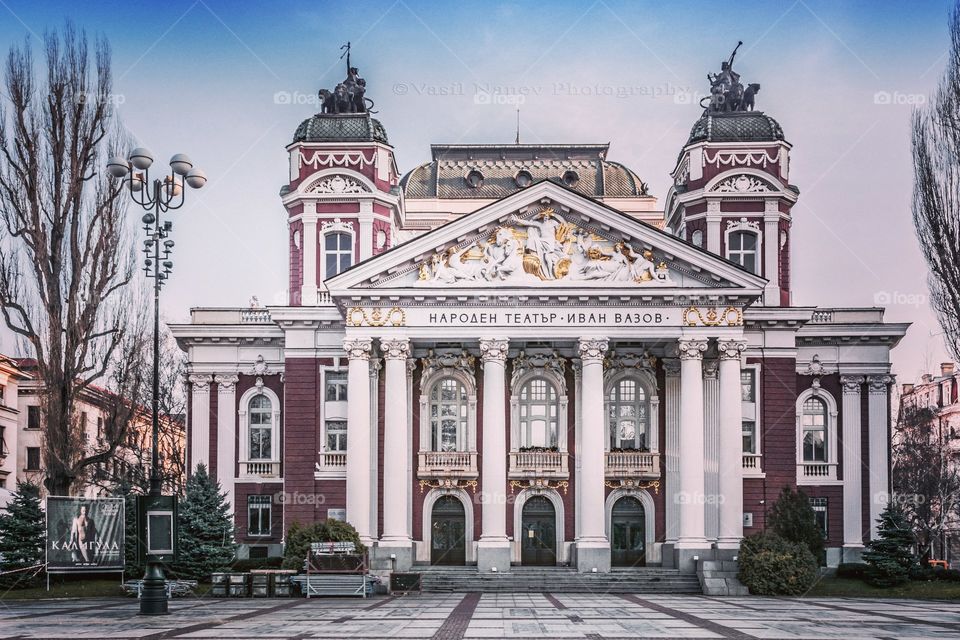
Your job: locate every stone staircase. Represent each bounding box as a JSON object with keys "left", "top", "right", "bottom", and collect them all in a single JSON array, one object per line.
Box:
[
  {"left": 696, "top": 559, "right": 749, "bottom": 596},
  {"left": 415, "top": 566, "right": 702, "bottom": 594}
]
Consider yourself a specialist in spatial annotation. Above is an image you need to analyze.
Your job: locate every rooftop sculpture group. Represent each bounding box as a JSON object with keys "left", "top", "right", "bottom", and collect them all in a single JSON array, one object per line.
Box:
[
  {"left": 701, "top": 41, "right": 760, "bottom": 113},
  {"left": 318, "top": 42, "right": 375, "bottom": 115}
]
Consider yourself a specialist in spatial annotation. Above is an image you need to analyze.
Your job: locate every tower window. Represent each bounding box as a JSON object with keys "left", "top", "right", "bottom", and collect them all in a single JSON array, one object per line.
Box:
[
  {"left": 324, "top": 232, "right": 353, "bottom": 277},
  {"left": 465, "top": 169, "right": 484, "bottom": 188},
  {"left": 727, "top": 230, "right": 759, "bottom": 273},
  {"left": 561, "top": 169, "right": 579, "bottom": 187}
]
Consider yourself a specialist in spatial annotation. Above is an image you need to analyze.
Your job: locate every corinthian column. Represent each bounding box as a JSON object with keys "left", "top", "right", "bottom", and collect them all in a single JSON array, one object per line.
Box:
[
  {"left": 717, "top": 339, "right": 746, "bottom": 549},
  {"left": 867, "top": 375, "right": 893, "bottom": 540},
  {"left": 215, "top": 374, "right": 239, "bottom": 514},
  {"left": 380, "top": 338, "right": 412, "bottom": 568},
  {"left": 676, "top": 338, "right": 708, "bottom": 561},
  {"left": 841, "top": 375, "right": 865, "bottom": 555},
  {"left": 188, "top": 374, "right": 213, "bottom": 474},
  {"left": 576, "top": 338, "right": 611, "bottom": 572},
  {"left": 344, "top": 337, "right": 373, "bottom": 544},
  {"left": 478, "top": 338, "right": 510, "bottom": 572}
]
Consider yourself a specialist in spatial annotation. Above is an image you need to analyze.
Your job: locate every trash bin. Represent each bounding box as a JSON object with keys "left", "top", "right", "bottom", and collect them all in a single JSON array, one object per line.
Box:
[
  {"left": 211, "top": 573, "right": 229, "bottom": 597},
  {"left": 272, "top": 570, "right": 297, "bottom": 597},
  {"left": 228, "top": 573, "right": 249, "bottom": 597},
  {"left": 251, "top": 572, "right": 270, "bottom": 597}
]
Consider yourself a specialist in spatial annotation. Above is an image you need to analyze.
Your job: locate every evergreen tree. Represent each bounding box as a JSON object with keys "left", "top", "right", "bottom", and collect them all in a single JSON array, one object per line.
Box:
[
  {"left": 863, "top": 502, "right": 917, "bottom": 587},
  {"left": 0, "top": 481, "right": 46, "bottom": 588},
  {"left": 171, "top": 464, "right": 236, "bottom": 580},
  {"left": 768, "top": 486, "right": 825, "bottom": 564}
]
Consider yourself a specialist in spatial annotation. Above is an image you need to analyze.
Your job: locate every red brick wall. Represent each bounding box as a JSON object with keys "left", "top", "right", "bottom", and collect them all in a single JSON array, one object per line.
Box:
[
  {"left": 281, "top": 358, "right": 319, "bottom": 528},
  {"left": 234, "top": 481, "right": 284, "bottom": 543}
]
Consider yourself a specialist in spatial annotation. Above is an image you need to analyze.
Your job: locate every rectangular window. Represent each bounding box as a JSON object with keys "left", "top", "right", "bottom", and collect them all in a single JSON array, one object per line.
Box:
[
  {"left": 810, "top": 497, "right": 828, "bottom": 538},
  {"left": 325, "top": 372, "right": 347, "bottom": 401},
  {"left": 26, "top": 446, "right": 41, "bottom": 471},
  {"left": 325, "top": 420, "right": 347, "bottom": 451},
  {"left": 0, "top": 384, "right": 5, "bottom": 406},
  {"left": 97, "top": 416, "right": 104, "bottom": 439},
  {"left": 742, "top": 420, "right": 756, "bottom": 454},
  {"left": 0, "top": 426, "right": 6, "bottom": 456},
  {"left": 27, "top": 405, "right": 40, "bottom": 430},
  {"left": 740, "top": 370, "right": 755, "bottom": 402},
  {"left": 248, "top": 495, "right": 272, "bottom": 536}
]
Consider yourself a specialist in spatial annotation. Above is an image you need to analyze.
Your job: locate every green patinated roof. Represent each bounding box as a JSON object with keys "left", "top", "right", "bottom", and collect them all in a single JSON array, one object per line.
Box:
[
  {"left": 686, "top": 112, "right": 785, "bottom": 145},
  {"left": 293, "top": 113, "right": 389, "bottom": 144}
]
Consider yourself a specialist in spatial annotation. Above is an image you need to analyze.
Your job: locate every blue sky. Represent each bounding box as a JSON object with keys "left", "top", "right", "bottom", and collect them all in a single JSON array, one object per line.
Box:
[{"left": 0, "top": 0, "right": 952, "bottom": 383}]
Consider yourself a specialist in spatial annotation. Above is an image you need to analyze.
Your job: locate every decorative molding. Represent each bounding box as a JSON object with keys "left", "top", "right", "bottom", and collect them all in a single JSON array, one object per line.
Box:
[
  {"left": 509, "top": 478, "right": 569, "bottom": 495},
  {"left": 188, "top": 374, "right": 213, "bottom": 391},
  {"left": 511, "top": 350, "right": 566, "bottom": 391},
  {"left": 725, "top": 217, "right": 762, "bottom": 233},
  {"left": 703, "top": 149, "right": 783, "bottom": 169},
  {"left": 346, "top": 306, "right": 406, "bottom": 327},
  {"left": 677, "top": 339, "right": 708, "bottom": 361},
  {"left": 299, "top": 150, "right": 375, "bottom": 172},
  {"left": 804, "top": 354, "right": 828, "bottom": 376},
  {"left": 479, "top": 338, "right": 509, "bottom": 363},
  {"left": 421, "top": 349, "right": 475, "bottom": 380},
  {"left": 380, "top": 338, "right": 411, "bottom": 361},
  {"left": 577, "top": 338, "right": 608, "bottom": 363},
  {"left": 250, "top": 355, "right": 270, "bottom": 377},
  {"left": 683, "top": 305, "right": 743, "bottom": 327},
  {"left": 343, "top": 337, "right": 373, "bottom": 361},
  {"left": 604, "top": 479, "right": 660, "bottom": 494},
  {"left": 418, "top": 478, "right": 477, "bottom": 493},
  {"left": 310, "top": 174, "right": 369, "bottom": 194},
  {"left": 320, "top": 218, "right": 356, "bottom": 235},
  {"left": 663, "top": 358, "right": 681, "bottom": 377},
  {"left": 604, "top": 350, "right": 657, "bottom": 373},
  {"left": 717, "top": 339, "right": 747, "bottom": 361},
  {"left": 712, "top": 174, "right": 773, "bottom": 193}
]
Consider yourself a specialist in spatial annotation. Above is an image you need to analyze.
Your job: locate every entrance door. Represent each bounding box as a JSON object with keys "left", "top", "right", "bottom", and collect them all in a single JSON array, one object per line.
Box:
[
  {"left": 520, "top": 495, "right": 557, "bottom": 566},
  {"left": 431, "top": 496, "right": 466, "bottom": 565},
  {"left": 611, "top": 496, "right": 646, "bottom": 567}
]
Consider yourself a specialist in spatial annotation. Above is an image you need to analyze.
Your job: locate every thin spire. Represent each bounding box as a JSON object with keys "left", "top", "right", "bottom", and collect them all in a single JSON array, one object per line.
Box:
[{"left": 515, "top": 108, "right": 520, "bottom": 144}]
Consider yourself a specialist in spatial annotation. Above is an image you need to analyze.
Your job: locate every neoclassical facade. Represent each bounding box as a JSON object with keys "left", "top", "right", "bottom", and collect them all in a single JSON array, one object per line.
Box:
[{"left": 172, "top": 65, "right": 908, "bottom": 573}]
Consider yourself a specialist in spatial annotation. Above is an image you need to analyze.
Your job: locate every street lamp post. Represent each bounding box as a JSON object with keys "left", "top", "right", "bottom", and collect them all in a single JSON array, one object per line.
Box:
[{"left": 107, "top": 148, "right": 206, "bottom": 615}]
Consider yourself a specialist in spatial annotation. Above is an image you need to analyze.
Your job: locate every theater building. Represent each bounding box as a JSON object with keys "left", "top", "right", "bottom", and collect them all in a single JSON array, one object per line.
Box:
[{"left": 171, "top": 57, "right": 908, "bottom": 576}]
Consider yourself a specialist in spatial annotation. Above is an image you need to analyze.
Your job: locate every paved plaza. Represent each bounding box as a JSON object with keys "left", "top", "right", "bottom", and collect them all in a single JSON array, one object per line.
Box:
[{"left": 1, "top": 593, "right": 959, "bottom": 639}]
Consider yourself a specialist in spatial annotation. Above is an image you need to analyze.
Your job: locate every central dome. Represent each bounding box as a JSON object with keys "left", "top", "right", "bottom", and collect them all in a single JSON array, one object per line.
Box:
[
  {"left": 292, "top": 113, "right": 389, "bottom": 144},
  {"left": 686, "top": 111, "right": 784, "bottom": 146}
]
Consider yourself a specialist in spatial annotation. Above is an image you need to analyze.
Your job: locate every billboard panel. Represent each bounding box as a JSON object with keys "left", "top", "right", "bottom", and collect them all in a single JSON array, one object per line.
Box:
[{"left": 46, "top": 496, "right": 125, "bottom": 571}]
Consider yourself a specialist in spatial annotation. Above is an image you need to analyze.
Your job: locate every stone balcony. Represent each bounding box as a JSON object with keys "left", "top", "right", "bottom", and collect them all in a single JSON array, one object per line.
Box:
[
  {"left": 315, "top": 451, "right": 347, "bottom": 479},
  {"left": 604, "top": 450, "right": 660, "bottom": 479},
  {"left": 240, "top": 460, "right": 281, "bottom": 478},
  {"left": 797, "top": 461, "right": 838, "bottom": 483},
  {"left": 509, "top": 449, "right": 569, "bottom": 479},
  {"left": 742, "top": 453, "right": 764, "bottom": 476},
  {"left": 417, "top": 451, "right": 479, "bottom": 479}
]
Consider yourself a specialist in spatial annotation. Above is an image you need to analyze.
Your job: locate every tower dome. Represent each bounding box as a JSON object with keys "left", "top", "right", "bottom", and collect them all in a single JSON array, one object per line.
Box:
[
  {"left": 685, "top": 111, "right": 784, "bottom": 146},
  {"left": 292, "top": 112, "right": 389, "bottom": 145}
]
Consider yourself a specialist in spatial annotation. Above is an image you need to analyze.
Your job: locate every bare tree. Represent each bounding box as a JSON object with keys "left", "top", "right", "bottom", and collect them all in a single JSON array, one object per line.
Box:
[
  {"left": 914, "top": 3, "right": 960, "bottom": 362},
  {"left": 892, "top": 404, "right": 960, "bottom": 561},
  {"left": 0, "top": 24, "right": 141, "bottom": 495}
]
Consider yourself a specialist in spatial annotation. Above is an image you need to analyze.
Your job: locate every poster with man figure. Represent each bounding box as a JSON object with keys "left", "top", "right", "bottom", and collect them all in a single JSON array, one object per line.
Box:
[{"left": 46, "top": 497, "right": 124, "bottom": 571}]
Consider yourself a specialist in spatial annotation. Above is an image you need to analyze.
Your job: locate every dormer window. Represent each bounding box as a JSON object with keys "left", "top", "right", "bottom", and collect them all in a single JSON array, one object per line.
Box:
[
  {"left": 465, "top": 169, "right": 484, "bottom": 189},
  {"left": 515, "top": 170, "right": 533, "bottom": 188},
  {"left": 562, "top": 169, "right": 579, "bottom": 187}
]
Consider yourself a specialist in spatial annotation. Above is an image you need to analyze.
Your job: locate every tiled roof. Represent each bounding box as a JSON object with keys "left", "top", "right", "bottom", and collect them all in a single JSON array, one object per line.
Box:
[
  {"left": 686, "top": 112, "right": 785, "bottom": 145},
  {"left": 292, "top": 113, "right": 389, "bottom": 144}
]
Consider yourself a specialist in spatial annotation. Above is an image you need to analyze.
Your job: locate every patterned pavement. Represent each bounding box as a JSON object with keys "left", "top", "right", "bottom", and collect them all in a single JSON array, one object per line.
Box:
[{"left": 0, "top": 593, "right": 959, "bottom": 639}]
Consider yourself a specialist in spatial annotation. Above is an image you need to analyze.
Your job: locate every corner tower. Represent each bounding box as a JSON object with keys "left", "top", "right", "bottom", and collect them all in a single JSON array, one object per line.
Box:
[
  {"left": 280, "top": 64, "right": 401, "bottom": 306},
  {"left": 665, "top": 54, "right": 797, "bottom": 306}
]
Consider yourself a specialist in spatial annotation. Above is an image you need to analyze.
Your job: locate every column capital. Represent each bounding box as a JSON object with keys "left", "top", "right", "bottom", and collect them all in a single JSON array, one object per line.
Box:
[
  {"left": 343, "top": 337, "right": 373, "bottom": 361},
  {"left": 703, "top": 359, "right": 719, "bottom": 379},
  {"left": 381, "top": 337, "right": 411, "bottom": 361},
  {"left": 867, "top": 374, "right": 893, "bottom": 394},
  {"left": 215, "top": 374, "right": 239, "bottom": 393},
  {"left": 678, "top": 338, "right": 708, "bottom": 361},
  {"left": 577, "top": 338, "right": 608, "bottom": 363},
  {"left": 663, "top": 358, "right": 681, "bottom": 377},
  {"left": 188, "top": 373, "right": 213, "bottom": 390},
  {"left": 840, "top": 375, "right": 865, "bottom": 394},
  {"left": 479, "top": 338, "right": 509, "bottom": 363},
  {"left": 717, "top": 339, "right": 747, "bottom": 361}
]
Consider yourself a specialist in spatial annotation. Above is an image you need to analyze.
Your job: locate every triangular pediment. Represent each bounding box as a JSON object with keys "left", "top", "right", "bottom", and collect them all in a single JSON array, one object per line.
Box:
[{"left": 326, "top": 181, "right": 766, "bottom": 299}]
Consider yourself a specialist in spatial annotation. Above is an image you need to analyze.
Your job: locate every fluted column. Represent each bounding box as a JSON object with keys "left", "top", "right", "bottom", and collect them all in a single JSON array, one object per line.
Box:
[
  {"left": 703, "top": 359, "right": 720, "bottom": 542},
  {"left": 188, "top": 374, "right": 213, "bottom": 474},
  {"left": 663, "top": 358, "right": 681, "bottom": 544},
  {"left": 215, "top": 374, "right": 239, "bottom": 514},
  {"left": 478, "top": 338, "right": 510, "bottom": 571},
  {"left": 841, "top": 375, "right": 865, "bottom": 553},
  {"left": 380, "top": 338, "right": 412, "bottom": 562},
  {"left": 677, "top": 338, "right": 708, "bottom": 550},
  {"left": 576, "top": 338, "right": 611, "bottom": 572},
  {"left": 344, "top": 337, "right": 373, "bottom": 544},
  {"left": 867, "top": 375, "right": 892, "bottom": 540},
  {"left": 717, "top": 340, "right": 746, "bottom": 549}
]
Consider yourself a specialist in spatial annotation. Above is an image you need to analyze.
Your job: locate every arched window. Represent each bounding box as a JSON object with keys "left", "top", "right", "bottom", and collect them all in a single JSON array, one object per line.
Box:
[
  {"left": 801, "top": 397, "right": 827, "bottom": 462},
  {"left": 607, "top": 378, "right": 648, "bottom": 450},
  {"left": 430, "top": 378, "right": 468, "bottom": 452},
  {"left": 324, "top": 232, "right": 352, "bottom": 277},
  {"left": 519, "top": 378, "right": 558, "bottom": 448},
  {"left": 727, "top": 230, "right": 758, "bottom": 273},
  {"left": 249, "top": 395, "right": 273, "bottom": 460}
]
